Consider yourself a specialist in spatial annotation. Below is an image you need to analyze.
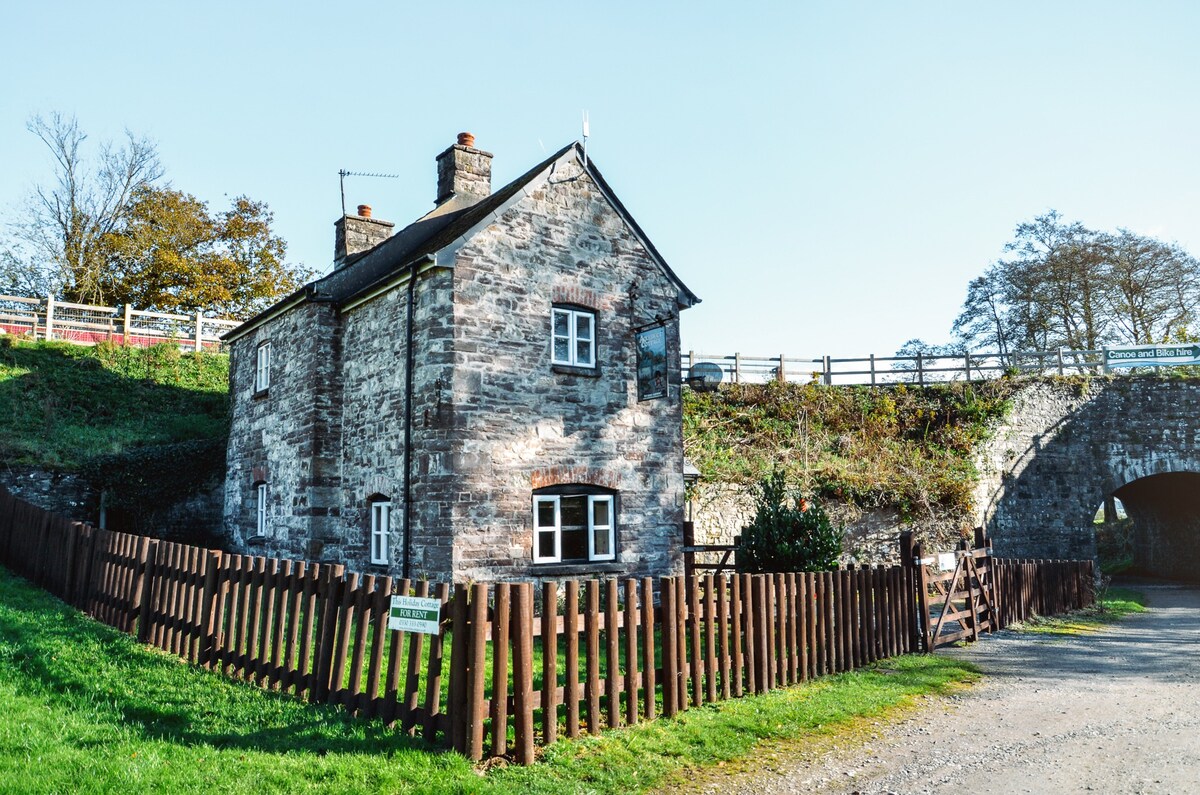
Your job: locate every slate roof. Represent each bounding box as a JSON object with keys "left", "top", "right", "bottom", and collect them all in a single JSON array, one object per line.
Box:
[{"left": 226, "top": 142, "right": 698, "bottom": 340}]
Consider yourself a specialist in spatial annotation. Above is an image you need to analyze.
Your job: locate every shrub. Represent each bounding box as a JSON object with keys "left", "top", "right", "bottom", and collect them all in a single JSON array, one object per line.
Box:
[{"left": 737, "top": 471, "right": 842, "bottom": 573}]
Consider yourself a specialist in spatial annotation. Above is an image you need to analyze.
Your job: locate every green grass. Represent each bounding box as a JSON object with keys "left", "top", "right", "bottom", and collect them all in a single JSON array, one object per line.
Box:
[
  {"left": 1011, "top": 587, "right": 1147, "bottom": 636},
  {"left": 0, "top": 339, "right": 228, "bottom": 469},
  {"left": 0, "top": 566, "right": 979, "bottom": 794}
]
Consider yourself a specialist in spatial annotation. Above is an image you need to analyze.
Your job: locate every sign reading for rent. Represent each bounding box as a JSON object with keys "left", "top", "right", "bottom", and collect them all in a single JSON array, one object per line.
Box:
[{"left": 388, "top": 595, "right": 442, "bottom": 635}]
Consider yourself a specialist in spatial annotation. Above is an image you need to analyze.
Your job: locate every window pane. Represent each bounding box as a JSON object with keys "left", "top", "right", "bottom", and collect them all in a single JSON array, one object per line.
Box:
[
  {"left": 592, "top": 498, "right": 610, "bottom": 527},
  {"left": 561, "top": 527, "right": 588, "bottom": 561},
  {"left": 538, "top": 530, "right": 557, "bottom": 559},
  {"left": 536, "top": 499, "right": 557, "bottom": 528},
  {"left": 575, "top": 313, "right": 592, "bottom": 341},
  {"left": 576, "top": 339, "right": 593, "bottom": 366},
  {"left": 553, "top": 310, "right": 570, "bottom": 337},
  {"left": 554, "top": 338, "right": 570, "bottom": 363},
  {"left": 560, "top": 496, "right": 587, "bottom": 528},
  {"left": 593, "top": 525, "right": 611, "bottom": 557}
]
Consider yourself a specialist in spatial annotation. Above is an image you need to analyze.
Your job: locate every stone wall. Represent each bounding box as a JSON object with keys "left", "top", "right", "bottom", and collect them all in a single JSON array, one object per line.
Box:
[
  {"left": 972, "top": 377, "right": 1200, "bottom": 561},
  {"left": 690, "top": 481, "right": 968, "bottom": 565},
  {"left": 442, "top": 156, "right": 686, "bottom": 583},
  {"left": 223, "top": 302, "right": 343, "bottom": 561}
]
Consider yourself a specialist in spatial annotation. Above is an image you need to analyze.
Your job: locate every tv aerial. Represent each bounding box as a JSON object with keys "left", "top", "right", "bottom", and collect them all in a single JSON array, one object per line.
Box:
[{"left": 338, "top": 169, "right": 401, "bottom": 216}]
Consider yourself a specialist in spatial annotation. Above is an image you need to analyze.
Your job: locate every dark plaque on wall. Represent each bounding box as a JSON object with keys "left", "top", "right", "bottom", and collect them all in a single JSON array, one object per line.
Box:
[{"left": 636, "top": 325, "right": 668, "bottom": 401}]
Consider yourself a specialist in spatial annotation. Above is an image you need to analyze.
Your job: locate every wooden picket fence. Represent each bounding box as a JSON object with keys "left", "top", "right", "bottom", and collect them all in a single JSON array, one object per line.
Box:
[{"left": 0, "top": 489, "right": 1095, "bottom": 765}]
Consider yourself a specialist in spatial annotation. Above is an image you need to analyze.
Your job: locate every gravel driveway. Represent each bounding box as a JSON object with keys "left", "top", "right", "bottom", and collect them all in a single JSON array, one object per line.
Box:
[{"left": 691, "top": 583, "right": 1200, "bottom": 795}]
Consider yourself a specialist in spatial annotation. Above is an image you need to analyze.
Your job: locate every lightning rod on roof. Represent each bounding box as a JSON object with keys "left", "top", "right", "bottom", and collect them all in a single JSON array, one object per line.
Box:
[
  {"left": 338, "top": 169, "right": 402, "bottom": 217},
  {"left": 581, "top": 110, "right": 590, "bottom": 167}
]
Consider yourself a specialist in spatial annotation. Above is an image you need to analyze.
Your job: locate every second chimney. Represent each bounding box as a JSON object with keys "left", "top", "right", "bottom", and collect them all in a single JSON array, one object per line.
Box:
[
  {"left": 333, "top": 204, "right": 394, "bottom": 269},
  {"left": 435, "top": 132, "right": 493, "bottom": 206}
]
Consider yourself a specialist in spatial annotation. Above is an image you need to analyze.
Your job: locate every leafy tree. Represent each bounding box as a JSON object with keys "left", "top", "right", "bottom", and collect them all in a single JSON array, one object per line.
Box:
[
  {"left": 736, "top": 471, "right": 842, "bottom": 573},
  {"left": 2, "top": 113, "right": 309, "bottom": 317},
  {"left": 102, "top": 186, "right": 306, "bottom": 316}
]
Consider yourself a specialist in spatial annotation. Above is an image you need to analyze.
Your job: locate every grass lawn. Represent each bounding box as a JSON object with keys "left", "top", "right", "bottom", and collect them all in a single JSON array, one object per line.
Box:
[
  {"left": 0, "top": 566, "right": 979, "bottom": 794},
  {"left": 1009, "top": 586, "right": 1147, "bottom": 636}
]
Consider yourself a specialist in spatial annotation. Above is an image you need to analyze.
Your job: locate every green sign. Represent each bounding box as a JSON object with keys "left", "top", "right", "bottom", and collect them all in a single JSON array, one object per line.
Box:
[
  {"left": 1107, "top": 344, "right": 1200, "bottom": 368},
  {"left": 388, "top": 595, "right": 442, "bottom": 635}
]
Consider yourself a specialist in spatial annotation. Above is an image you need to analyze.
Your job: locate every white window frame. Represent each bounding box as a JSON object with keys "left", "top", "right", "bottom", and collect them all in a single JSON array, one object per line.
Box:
[
  {"left": 371, "top": 500, "right": 391, "bottom": 565},
  {"left": 254, "top": 482, "right": 268, "bottom": 537},
  {"left": 533, "top": 495, "right": 561, "bottom": 564},
  {"left": 588, "top": 494, "right": 616, "bottom": 562},
  {"left": 255, "top": 341, "right": 272, "bottom": 392},
  {"left": 532, "top": 492, "right": 616, "bottom": 564},
  {"left": 551, "top": 307, "right": 596, "bottom": 368}
]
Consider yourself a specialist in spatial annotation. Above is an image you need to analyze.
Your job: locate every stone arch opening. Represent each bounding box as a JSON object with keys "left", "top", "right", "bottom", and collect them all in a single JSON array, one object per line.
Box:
[{"left": 1108, "top": 472, "right": 1200, "bottom": 582}]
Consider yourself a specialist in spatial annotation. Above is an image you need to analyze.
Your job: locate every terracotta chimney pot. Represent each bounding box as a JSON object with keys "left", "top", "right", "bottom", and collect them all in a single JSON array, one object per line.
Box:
[
  {"left": 357, "top": 204, "right": 372, "bottom": 218},
  {"left": 457, "top": 132, "right": 475, "bottom": 148}
]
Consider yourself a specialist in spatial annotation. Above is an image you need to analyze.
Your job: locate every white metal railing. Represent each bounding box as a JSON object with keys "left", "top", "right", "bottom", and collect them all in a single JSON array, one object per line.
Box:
[
  {"left": 0, "top": 294, "right": 241, "bottom": 352},
  {"left": 682, "top": 347, "right": 1165, "bottom": 386}
]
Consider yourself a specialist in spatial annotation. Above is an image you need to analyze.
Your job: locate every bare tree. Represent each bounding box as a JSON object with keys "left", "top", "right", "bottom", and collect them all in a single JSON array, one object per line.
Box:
[
  {"left": 1103, "top": 230, "right": 1200, "bottom": 344},
  {"left": 4, "top": 113, "right": 162, "bottom": 304}
]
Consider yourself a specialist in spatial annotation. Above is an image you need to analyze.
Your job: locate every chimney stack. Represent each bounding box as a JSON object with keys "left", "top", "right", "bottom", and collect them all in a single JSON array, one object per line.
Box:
[
  {"left": 435, "top": 132, "right": 492, "bottom": 206},
  {"left": 333, "top": 204, "right": 394, "bottom": 269}
]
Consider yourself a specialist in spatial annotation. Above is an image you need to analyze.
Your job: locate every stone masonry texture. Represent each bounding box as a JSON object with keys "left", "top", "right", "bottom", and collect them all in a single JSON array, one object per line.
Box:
[{"left": 224, "top": 150, "right": 689, "bottom": 584}]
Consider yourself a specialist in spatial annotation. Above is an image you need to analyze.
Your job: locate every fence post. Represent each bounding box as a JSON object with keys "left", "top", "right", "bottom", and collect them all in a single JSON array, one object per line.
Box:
[
  {"left": 465, "top": 582, "right": 489, "bottom": 761},
  {"left": 916, "top": 352, "right": 925, "bottom": 386},
  {"left": 194, "top": 311, "right": 204, "bottom": 352},
  {"left": 823, "top": 355, "right": 832, "bottom": 385},
  {"left": 448, "top": 583, "right": 470, "bottom": 754},
  {"left": 733, "top": 352, "right": 741, "bottom": 384},
  {"left": 777, "top": 354, "right": 786, "bottom": 383},
  {"left": 44, "top": 295, "right": 54, "bottom": 341},
  {"left": 964, "top": 352, "right": 971, "bottom": 380},
  {"left": 512, "top": 583, "right": 535, "bottom": 765},
  {"left": 870, "top": 353, "right": 876, "bottom": 385},
  {"left": 123, "top": 304, "right": 132, "bottom": 345},
  {"left": 134, "top": 537, "right": 158, "bottom": 641},
  {"left": 913, "top": 541, "right": 931, "bottom": 652}
]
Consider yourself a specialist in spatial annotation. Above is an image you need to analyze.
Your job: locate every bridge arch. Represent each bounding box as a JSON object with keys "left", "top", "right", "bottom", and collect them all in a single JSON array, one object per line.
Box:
[{"left": 973, "top": 378, "right": 1200, "bottom": 578}]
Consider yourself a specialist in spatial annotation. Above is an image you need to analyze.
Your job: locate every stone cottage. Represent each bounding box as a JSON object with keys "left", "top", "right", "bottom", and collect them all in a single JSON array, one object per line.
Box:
[{"left": 223, "top": 133, "right": 700, "bottom": 583}]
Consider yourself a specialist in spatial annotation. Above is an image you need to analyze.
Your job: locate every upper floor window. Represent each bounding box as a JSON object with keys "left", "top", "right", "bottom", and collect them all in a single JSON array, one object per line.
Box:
[
  {"left": 370, "top": 498, "right": 391, "bottom": 565},
  {"left": 255, "top": 341, "right": 272, "bottom": 393},
  {"left": 533, "top": 489, "right": 616, "bottom": 564},
  {"left": 551, "top": 307, "right": 595, "bottom": 368},
  {"left": 254, "top": 481, "right": 269, "bottom": 537}
]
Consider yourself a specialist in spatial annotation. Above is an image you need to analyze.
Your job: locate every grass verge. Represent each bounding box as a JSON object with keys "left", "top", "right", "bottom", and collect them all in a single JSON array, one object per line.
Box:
[
  {"left": 0, "top": 566, "right": 979, "bottom": 794},
  {"left": 1010, "top": 586, "right": 1147, "bottom": 636}
]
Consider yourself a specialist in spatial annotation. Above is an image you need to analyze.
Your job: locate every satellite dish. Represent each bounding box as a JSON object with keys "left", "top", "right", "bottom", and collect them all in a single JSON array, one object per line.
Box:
[{"left": 687, "top": 362, "right": 724, "bottom": 392}]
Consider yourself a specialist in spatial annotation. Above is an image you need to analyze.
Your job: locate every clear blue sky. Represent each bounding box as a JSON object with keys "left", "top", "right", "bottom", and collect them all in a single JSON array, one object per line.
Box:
[{"left": 3, "top": 2, "right": 1198, "bottom": 358}]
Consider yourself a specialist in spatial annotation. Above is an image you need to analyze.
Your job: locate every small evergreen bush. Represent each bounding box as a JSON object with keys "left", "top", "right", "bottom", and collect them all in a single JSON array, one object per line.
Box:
[{"left": 737, "top": 470, "right": 843, "bottom": 573}]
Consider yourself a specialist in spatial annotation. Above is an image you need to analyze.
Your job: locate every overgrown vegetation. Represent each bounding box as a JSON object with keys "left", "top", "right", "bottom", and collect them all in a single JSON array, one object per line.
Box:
[
  {"left": 683, "top": 380, "right": 1018, "bottom": 517},
  {"left": 0, "top": 567, "right": 980, "bottom": 793},
  {"left": 0, "top": 338, "right": 228, "bottom": 469},
  {"left": 736, "top": 472, "right": 842, "bottom": 572}
]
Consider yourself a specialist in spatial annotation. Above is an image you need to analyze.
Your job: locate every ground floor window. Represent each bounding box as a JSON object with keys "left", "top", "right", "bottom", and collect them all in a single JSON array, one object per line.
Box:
[
  {"left": 254, "top": 481, "right": 268, "bottom": 537},
  {"left": 370, "top": 499, "right": 391, "bottom": 565},
  {"left": 533, "top": 490, "right": 616, "bottom": 564}
]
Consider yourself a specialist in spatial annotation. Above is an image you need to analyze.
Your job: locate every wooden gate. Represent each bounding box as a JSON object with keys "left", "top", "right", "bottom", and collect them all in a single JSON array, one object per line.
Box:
[{"left": 922, "top": 543, "right": 998, "bottom": 649}]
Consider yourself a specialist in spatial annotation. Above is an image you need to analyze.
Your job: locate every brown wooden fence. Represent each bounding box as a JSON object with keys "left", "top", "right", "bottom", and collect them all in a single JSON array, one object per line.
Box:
[{"left": 0, "top": 490, "right": 1095, "bottom": 764}]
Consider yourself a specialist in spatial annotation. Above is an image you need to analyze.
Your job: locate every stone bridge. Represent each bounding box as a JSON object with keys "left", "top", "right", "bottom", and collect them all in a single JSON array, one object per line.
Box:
[{"left": 973, "top": 377, "right": 1200, "bottom": 580}]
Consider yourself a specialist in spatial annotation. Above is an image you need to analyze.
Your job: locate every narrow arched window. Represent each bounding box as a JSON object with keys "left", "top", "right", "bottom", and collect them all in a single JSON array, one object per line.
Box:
[
  {"left": 370, "top": 496, "right": 392, "bottom": 565},
  {"left": 253, "top": 480, "right": 269, "bottom": 537}
]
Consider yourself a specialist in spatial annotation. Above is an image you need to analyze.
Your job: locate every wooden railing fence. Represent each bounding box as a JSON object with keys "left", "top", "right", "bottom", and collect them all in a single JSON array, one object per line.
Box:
[
  {"left": 0, "top": 491, "right": 1095, "bottom": 765},
  {"left": 0, "top": 293, "right": 239, "bottom": 351},
  {"left": 682, "top": 347, "right": 1152, "bottom": 386}
]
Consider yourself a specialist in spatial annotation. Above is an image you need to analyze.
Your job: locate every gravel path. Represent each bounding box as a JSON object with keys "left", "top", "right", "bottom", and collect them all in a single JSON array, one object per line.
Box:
[{"left": 689, "top": 584, "right": 1200, "bottom": 795}]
